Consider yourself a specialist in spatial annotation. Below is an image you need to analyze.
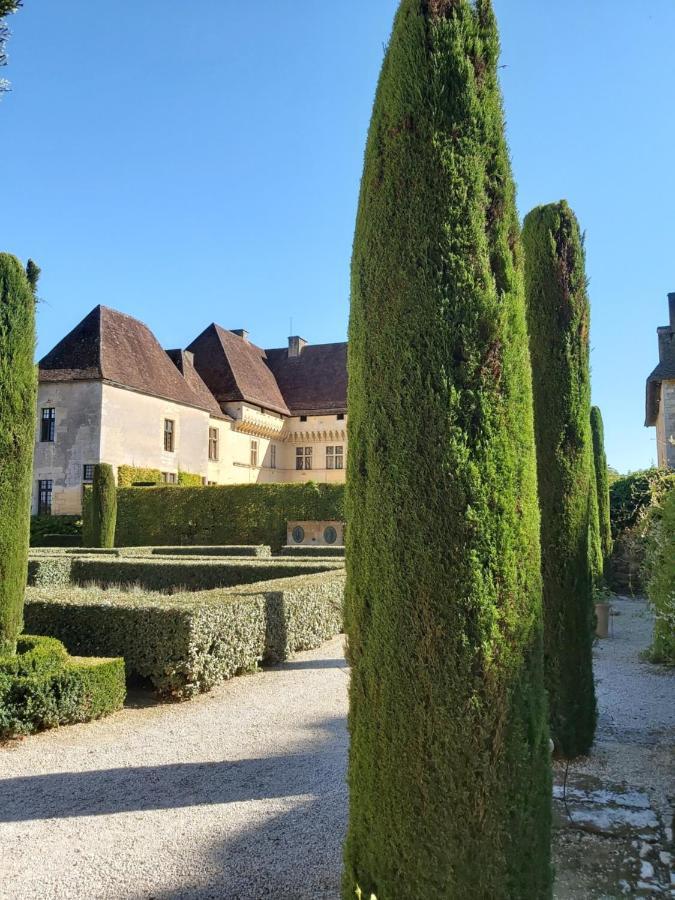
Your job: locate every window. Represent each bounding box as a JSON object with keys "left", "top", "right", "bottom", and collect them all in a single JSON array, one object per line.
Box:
[
  {"left": 250, "top": 440, "right": 258, "bottom": 467},
  {"left": 209, "top": 427, "right": 219, "bottom": 461},
  {"left": 300, "top": 415, "right": 307, "bottom": 422},
  {"left": 83, "top": 464, "right": 94, "bottom": 483},
  {"left": 38, "top": 479, "right": 53, "bottom": 515},
  {"left": 40, "top": 408, "right": 56, "bottom": 442},
  {"left": 164, "top": 419, "right": 175, "bottom": 452},
  {"left": 337, "top": 413, "right": 345, "bottom": 421},
  {"left": 326, "top": 445, "right": 344, "bottom": 470},
  {"left": 296, "top": 446, "right": 312, "bottom": 470},
  {"left": 161, "top": 472, "right": 177, "bottom": 484},
  {"left": 270, "top": 445, "right": 277, "bottom": 469}
]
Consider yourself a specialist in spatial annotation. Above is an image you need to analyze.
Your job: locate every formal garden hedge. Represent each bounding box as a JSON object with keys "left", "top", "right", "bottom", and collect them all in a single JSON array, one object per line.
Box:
[
  {"left": 0, "top": 634, "right": 125, "bottom": 738},
  {"left": 29, "top": 544, "right": 272, "bottom": 558},
  {"left": 30, "top": 515, "right": 81, "bottom": 546},
  {"left": 117, "top": 465, "right": 203, "bottom": 488},
  {"left": 645, "top": 486, "right": 675, "bottom": 665},
  {"left": 24, "top": 570, "right": 345, "bottom": 699},
  {"left": 280, "top": 545, "right": 345, "bottom": 558},
  {"left": 27, "top": 554, "right": 343, "bottom": 592},
  {"left": 99, "top": 483, "right": 344, "bottom": 550}
]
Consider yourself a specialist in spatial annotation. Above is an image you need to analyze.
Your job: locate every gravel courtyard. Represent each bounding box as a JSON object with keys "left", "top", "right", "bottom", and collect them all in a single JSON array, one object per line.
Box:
[{"left": 1, "top": 598, "right": 673, "bottom": 899}]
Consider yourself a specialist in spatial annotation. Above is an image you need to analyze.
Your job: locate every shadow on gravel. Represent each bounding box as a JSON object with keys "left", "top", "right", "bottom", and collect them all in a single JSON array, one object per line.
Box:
[{"left": 0, "top": 715, "right": 347, "bottom": 825}]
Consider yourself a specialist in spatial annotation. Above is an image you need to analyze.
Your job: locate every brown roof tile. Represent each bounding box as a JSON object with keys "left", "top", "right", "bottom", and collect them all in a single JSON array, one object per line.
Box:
[
  {"left": 39, "top": 306, "right": 224, "bottom": 415},
  {"left": 265, "top": 342, "right": 347, "bottom": 415}
]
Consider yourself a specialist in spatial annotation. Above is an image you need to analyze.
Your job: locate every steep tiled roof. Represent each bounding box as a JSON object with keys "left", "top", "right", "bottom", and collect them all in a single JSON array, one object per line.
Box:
[
  {"left": 39, "top": 306, "right": 225, "bottom": 416},
  {"left": 187, "top": 324, "right": 290, "bottom": 416},
  {"left": 645, "top": 311, "right": 675, "bottom": 426},
  {"left": 165, "top": 349, "right": 228, "bottom": 419},
  {"left": 265, "top": 342, "right": 347, "bottom": 415}
]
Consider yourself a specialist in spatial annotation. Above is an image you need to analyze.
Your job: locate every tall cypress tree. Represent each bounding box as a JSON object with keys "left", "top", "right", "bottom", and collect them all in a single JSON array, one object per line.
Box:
[
  {"left": 91, "top": 463, "right": 117, "bottom": 548},
  {"left": 343, "top": 2, "right": 551, "bottom": 897},
  {"left": 0, "top": 253, "right": 37, "bottom": 656},
  {"left": 522, "top": 201, "right": 597, "bottom": 758},
  {"left": 591, "top": 406, "right": 613, "bottom": 561}
]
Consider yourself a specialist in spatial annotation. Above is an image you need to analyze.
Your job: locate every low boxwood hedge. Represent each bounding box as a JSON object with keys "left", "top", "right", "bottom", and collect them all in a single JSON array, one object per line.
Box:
[
  {"left": 0, "top": 635, "right": 125, "bottom": 738},
  {"left": 24, "top": 570, "right": 346, "bottom": 699},
  {"left": 279, "top": 545, "right": 345, "bottom": 558},
  {"left": 148, "top": 545, "right": 272, "bottom": 558},
  {"left": 29, "top": 555, "right": 343, "bottom": 592}
]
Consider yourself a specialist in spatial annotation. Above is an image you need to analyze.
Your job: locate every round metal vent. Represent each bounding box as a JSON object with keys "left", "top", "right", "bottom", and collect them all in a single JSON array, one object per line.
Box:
[
  {"left": 292, "top": 526, "right": 305, "bottom": 544},
  {"left": 323, "top": 526, "right": 337, "bottom": 545}
]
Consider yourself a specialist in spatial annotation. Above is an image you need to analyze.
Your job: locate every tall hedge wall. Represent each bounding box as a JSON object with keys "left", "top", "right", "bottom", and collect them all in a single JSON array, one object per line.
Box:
[
  {"left": 343, "top": 2, "right": 551, "bottom": 897},
  {"left": 0, "top": 254, "right": 37, "bottom": 656},
  {"left": 523, "top": 200, "right": 597, "bottom": 759},
  {"left": 107, "top": 483, "right": 344, "bottom": 550},
  {"left": 91, "top": 464, "right": 117, "bottom": 548}
]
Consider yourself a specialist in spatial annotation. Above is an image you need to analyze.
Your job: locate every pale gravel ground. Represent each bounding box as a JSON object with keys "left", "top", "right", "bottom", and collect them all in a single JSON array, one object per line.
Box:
[
  {"left": 0, "top": 643, "right": 351, "bottom": 900},
  {"left": 1, "top": 598, "right": 672, "bottom": 900}
]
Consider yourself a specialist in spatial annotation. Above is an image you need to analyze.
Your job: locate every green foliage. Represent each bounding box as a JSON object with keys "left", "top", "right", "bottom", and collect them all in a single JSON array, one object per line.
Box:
[
  {"left": 523, "top": 201, "right": 597, "bottom": 758},
  {"left": 0, "top": 253, "right": 37, "bottom": 656},
  {"left": 117, "top": 465, "right": 162, "bottom": 487},
  {"left": 280, "top": 545, "right": 345, "bottom": 558},
  {"left": 25, "top": 258, "right": 40, "bottom": 293},
  {"left": 0, "top": 1, "right": 20, "bottom": 82},
  {"left": 91, "top": 463, "right": 117, "bottom": 548},
  {"left": 177, "top": 471, "right": 203, "bottom": 486},
  {"left": 0, "top": 634, "right": 125, "bottom": 739},
  {"left": 109, "top": 482, "right": 344, "bottom": 550},
  {"left": 607, "top": 469, "right": 675, "bottom": 594},
  {"left": 590, "top": 407, "right": 613, "bottom": 561},
  {"left": 28, "top": 556, "right": 73, "bottom": 587},
  {"left": 148, "top": 545, "right": 271, "bottom": 557},
  {"left": 24, "top": 571, "right": 345, "bottom": 699},
  {"left": 344, "top": 3, "right": 551, "bottom": 897},
  {"left": 30, "top": 515, "right": 81, "bottom": 546},
  {"left": 645, "top": 486, "right": 675, "bottom": 665}
]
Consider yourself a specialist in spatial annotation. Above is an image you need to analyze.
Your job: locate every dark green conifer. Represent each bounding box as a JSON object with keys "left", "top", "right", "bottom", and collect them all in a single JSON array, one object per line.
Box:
[
  {"left": 343, "top": 2, "right": 551, "bottom": 897},
  {"left": 522, "top": 201, "right": 597, "bottom": 758},
  {"left": 591, "top": 406, "right": 613, "bottom": 561},
  {"left": 0, "top": 252, "right": 36, "bottom": 656},
  {"left": 91, "top": 464, "right": 117, "bottom": 548}
]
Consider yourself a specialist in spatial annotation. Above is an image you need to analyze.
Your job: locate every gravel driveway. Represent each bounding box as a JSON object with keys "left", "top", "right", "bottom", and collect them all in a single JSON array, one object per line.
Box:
[{"left": 1, "top": 599, "right": 672, "bottom": 899}]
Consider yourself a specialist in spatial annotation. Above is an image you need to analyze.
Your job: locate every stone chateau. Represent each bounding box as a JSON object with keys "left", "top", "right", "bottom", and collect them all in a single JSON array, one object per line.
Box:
[
  {"left": 33, "top": 306, "right": 348, "bottom": 515},
  {"left": 646, "top": 293, "right": 675, "bottom": 468}
]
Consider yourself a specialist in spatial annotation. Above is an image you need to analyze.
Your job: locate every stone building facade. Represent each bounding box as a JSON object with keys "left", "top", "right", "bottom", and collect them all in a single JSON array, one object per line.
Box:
[
  {"left": 645, "top": 292, "right": 675, "bottom": 468},
  {"left": 33, "top": 306, "right": 347, "bottom": 515}
]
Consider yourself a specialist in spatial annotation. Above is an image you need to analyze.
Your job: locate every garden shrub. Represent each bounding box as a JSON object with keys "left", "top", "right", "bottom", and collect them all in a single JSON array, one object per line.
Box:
[
  {"left": 280, "top": 545, "right": 345, "bottom": 558},
  {"left": 148, "top": 545, "right": 271, "bottom": 558},
  {"left": 0, "top": 253, "right": 37, "bottom": 656},
  {"left": 523, "top": 200, "right": 597, "bottom": 759},
  {"left": 24, "top": 570, "right": 345, "bottom": 699},
  {"left": 0, "top": 634, "right": 125, "bottom": 738},
  {"left": 607, "top": 469, "right": 675, "bottom": 594},
  {"left": 645, "top": 486, "right": 675, "bottom": 665},
  {"left": 107, "top": 482, "right": 344, "bottom": 550},
  {"left": 117, "top": 465, "right": 162, "bottom": 487},
  {"left": 343, "top": 2, "right": 551, "bottom": 897},
  {"left": 27, "top": 556, "right": 73, "bottom": 587},
  {"left": 590, "top": 407, "right": 613, "bottom": 562},
  {"left": 91, "top": 463, "right": 117, "bottom": 548},
  {"left": 177, "top": 471, "right": 203, "bottom": 487},
  {"left": 30, "top": 515, "right": 81, "bottom": 546}
]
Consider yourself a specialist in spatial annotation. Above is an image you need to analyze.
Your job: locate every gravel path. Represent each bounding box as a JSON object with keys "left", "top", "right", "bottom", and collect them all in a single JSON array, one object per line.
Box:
[
  {"left": 0, "top": 641, "right": 350, "bottom": 900},
  {"left": 1, "top": 597, "right": 672, "bottom": 899}
]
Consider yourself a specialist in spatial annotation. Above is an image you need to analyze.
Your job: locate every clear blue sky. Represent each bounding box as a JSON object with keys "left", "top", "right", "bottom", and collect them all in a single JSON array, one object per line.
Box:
[{"left": 2, "top": 1, "right": 673, "bottom": 473}]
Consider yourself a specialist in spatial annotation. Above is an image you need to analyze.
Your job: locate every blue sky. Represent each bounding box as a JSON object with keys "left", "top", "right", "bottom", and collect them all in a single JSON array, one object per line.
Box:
[{"left": 2, "top": 1, "right": 673, "bottom": 473}]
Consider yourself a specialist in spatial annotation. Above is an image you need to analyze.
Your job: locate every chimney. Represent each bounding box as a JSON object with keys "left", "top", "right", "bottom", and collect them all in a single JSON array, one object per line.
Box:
[
  {"left": 669, "top": 292, "right": 675, "bottom": 330},
  {"left": 230, "top": 329, "right": 249, "bottom": 341},
  {"left": 288, "top": 335, "right": 307, "bottom": 358}
]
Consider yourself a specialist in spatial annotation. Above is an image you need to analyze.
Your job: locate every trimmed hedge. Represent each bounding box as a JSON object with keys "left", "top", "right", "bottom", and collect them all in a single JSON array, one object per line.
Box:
[
  {"left": 343, "top": 2, "right": 551, "bottom": 897},
  {"left": 148, "top": 545, "right": 271, "bottom": 558},
  {"left": 0, "top": 253, "right": 37, "bottom": 656},
  {"left": 117, "top": 465, "right": 162, "bottom": 487},
  {"left": 30, "top": 515, "right": 81, "bottom": 546},
  {"left": 590, "top": 407, "right": 613, "bottom": 562},
  {"left": 91, "top": 463, "right": 117, "bottom": 548},
  {"left": 27, "top": 554, "right": 343, "bottom": 592},
  {"left": 24, "top": 571, "right": 345, "bottom": 699},
  {"left": 108, "top": 483, "right": 344, "bottom": 550},
  {"left": 41, "top": 534, "right": 82, "bottom": 548},
  {"left": 0, "top": 635, "right": 125, "bottom": 738},
  {"left": 646, "top": 486, "right": 675, "bottom": 665},
  {"left": 280, "top": 545, "right": 345, "bottom": 558},
  {"left": 177, "top": 471, "right": 203, "bottom": 487}
]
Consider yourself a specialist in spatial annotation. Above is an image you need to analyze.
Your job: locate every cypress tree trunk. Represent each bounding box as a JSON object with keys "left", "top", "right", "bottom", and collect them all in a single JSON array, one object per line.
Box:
[
  {"left": 591, "top": 406, "right": 613, "bottom": 561},
  {"left": 91, "top": 464, "right": 117, "bottom": 548},
  {"left": 0, "top": 254, "right": 37, "bottom": 657},
  {"left": 343, "top": 2, "right": 551, "bottom": 897},
  {"left": 522, "top": 201, "right": 597, "bottom": 759}
]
